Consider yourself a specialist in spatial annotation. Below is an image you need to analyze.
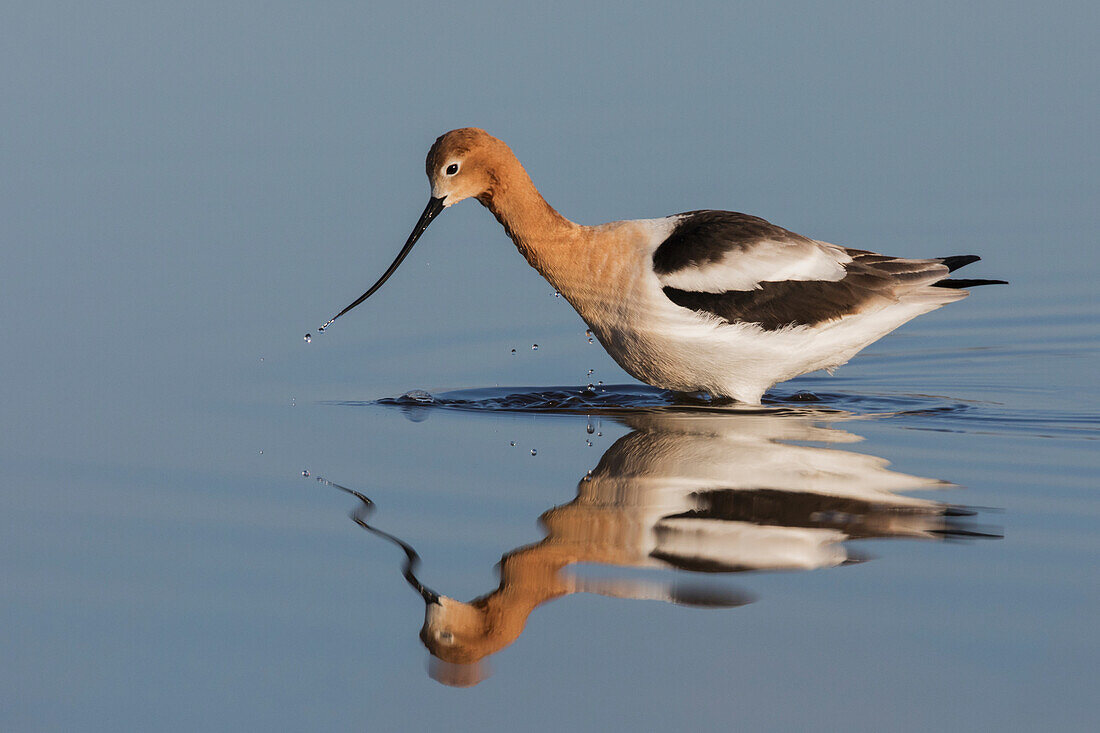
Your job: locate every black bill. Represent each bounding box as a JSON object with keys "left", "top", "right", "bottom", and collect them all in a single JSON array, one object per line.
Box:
[{"left": 318, "top": 196, "right": 446, "bottom": 331}]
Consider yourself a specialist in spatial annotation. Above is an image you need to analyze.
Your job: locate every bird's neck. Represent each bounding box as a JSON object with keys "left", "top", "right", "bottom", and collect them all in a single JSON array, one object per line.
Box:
[
  {"left": 476, "top": 158, "right": 585, "bottom": 289},
  {"left": 476, "top": 156, "right": 644, "bottom": 330}
]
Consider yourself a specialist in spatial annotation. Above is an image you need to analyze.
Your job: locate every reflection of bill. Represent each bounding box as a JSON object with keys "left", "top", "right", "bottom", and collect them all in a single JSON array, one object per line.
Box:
[{"left": 336, "top": 412, "right": 996, "bottom": 687}]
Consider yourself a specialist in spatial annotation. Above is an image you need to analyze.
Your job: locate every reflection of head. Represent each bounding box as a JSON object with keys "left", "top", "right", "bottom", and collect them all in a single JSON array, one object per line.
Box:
[{"left": 420, "top": 597, "right": 497, "bottom": 665}]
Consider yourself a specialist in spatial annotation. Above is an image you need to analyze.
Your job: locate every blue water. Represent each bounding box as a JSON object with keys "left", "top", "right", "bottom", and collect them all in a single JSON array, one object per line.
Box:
[{"left": 3, "top": 2, "right": 1099, "bottom": 731}]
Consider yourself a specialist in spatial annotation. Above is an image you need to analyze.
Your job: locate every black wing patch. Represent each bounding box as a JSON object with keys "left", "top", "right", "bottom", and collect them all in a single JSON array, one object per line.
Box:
[
  {"left": 653, "top": 212, "right": 1002, "bottom": 330},
  {"left": 660, "top": 247, "right": 995, "bottom": 330},
  {"left": 652, "top": 210, "right": 814, "bottom": 276},
  {"left": 662, "top": 275, "right": 887, "bottom": 330}
]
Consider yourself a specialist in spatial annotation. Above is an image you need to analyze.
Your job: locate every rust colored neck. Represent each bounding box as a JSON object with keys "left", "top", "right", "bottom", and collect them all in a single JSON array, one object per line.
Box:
[
  {"left": 476, "top": 154, "right": 585, "bottom": 287},
  {"left": 473, "top": 141, "right": 640, "bottom": 332}
]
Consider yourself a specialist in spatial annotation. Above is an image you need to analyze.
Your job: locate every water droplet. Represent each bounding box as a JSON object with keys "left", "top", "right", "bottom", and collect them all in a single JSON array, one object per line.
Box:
[
  {"left": 530, "top": 449, "right": 537, "bottom": 456},
  {"left": 582, "top": 468, "right": 593, "bottom": 479},
  {"left": 597, "top": 380, "right": 603, "bottom": 386},
  {"left": 586, "top": 423, "right": 595, "bottom": 435},
  {"left": 596, "top": 432, "right": 602, "bottom": 437},
  {"left": 585, "top": 439, "right": 593, "bottom": 447},
  {"left": 301, "top": 469, "right": 310, "bottom": 477},
  {"left": 510, "top": 441, "right": 516, "bottom": 447},
  {"left": 585, "top": 383, "right": 596, "bottom": 393},
  {"left": 585, "top": 329, "right": 594, "bottom": 344},
  {"left": 587, "top": 369, "right": 594, "bottom": 377},
  {"left": 258, "top": 450, "right": 263, "bottom": 454},
  {"left": 554, "top": 291, "right": 561, "bottom": 298},
  {"left": 259, "top": 357, "right": 264, "bottom": 362},
  {"left": 511, "top": 348, "right": 516, "bottom": 354},
  {"left": 303, "top": 333, "right": 312, "bottom": 343},
  {"left": 531, "top": 344, "right": 538, "bottom": 351}
]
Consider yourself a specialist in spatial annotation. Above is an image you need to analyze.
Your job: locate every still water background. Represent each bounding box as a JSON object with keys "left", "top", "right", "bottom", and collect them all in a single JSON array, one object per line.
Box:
[{"left": 2, "top": 1, "right": 1098, "bottom": 730}]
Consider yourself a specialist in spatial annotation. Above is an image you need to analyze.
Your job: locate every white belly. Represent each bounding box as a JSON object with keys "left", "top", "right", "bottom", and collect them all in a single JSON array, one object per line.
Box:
[{"left": 582, "top": 282, "right": 958, "bottom": 403}]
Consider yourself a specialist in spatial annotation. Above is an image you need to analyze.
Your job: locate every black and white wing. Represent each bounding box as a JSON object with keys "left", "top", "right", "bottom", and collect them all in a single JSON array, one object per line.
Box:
[{"left": 653, "top": 211, "right": 993, "bottom": 330}]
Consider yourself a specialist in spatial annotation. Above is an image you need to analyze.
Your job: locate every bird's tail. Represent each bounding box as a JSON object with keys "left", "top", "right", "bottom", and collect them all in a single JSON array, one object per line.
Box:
[
  {"left": 931, "top": 254, "right": 1008, "bottom": 288},
  {"left": 932, "top": 278, "right": 1009, "bottom": 289}
]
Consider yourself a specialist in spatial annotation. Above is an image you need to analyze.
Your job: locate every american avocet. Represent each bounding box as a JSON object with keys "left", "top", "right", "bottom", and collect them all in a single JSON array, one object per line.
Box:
[{"left": 317, "top": 128, "right": 1005, "bottom": 403}]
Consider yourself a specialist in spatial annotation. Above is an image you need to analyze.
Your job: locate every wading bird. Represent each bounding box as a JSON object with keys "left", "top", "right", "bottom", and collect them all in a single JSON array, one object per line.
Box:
[{"left": 315, "top": 129, "right": 1004, "bottom": 403}]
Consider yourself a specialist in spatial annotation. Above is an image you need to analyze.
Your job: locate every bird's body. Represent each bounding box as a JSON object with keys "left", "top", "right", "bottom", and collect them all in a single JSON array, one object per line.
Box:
[{"left": 319, "top": 128, "right": 1004, "bottom": 403}]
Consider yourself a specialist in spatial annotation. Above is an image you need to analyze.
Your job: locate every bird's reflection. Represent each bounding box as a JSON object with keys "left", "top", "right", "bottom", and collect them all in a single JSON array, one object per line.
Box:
[{"left": 331, "top": 410, "right": 995, "bottom": 687}]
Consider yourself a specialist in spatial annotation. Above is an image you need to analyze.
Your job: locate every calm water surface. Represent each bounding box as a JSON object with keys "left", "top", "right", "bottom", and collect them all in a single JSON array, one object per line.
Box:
[
  {"left": 3, "top": 2, "right": 1099, "bottom": 731},
  {"left": 7, "top": 290, "right": 1096, "bottom": 730}
]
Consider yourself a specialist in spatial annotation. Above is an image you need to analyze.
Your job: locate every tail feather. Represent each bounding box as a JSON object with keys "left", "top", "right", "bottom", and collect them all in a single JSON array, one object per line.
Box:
[
  {"left": 932, "top": 278, "right": 1009, "bottom": 289},
  {"left": 931, "top": 255, "right": 1006, "bottom": 289},
  {"left": 938, "top": 254, "right": 981, "bottom": 272}
]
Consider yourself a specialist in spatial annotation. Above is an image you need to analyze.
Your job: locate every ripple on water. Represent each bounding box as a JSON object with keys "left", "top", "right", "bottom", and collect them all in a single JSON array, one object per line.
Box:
[
  {"left": 332, "top": 385, "right": 1100, "bottom": 439},
  {"left": 364, "top": 384, "right": 969, "bottom": 419}
]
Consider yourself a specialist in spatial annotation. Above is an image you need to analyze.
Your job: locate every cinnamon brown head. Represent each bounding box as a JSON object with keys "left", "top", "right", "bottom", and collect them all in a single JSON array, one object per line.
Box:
[{"left": 425, "top": 127, "right": 516, "bottom": 207}]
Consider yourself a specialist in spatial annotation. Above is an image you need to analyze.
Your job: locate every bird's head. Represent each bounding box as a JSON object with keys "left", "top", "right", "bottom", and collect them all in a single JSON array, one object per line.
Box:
[{"left": 425, "top": 127, "right": 511, "bottom": 208}]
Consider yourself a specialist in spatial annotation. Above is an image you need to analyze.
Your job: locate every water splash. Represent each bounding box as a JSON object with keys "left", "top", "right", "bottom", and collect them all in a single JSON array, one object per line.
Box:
[
  {"left": 364, "top": 384, "right": 982, "bottom": 420},
  {"left": 401, "top": 390, "right": 435, "bottom": 404}
]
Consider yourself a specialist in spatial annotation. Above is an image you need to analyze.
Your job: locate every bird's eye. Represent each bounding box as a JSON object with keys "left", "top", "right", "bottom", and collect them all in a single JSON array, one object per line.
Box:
[{"left": 445, "top": 163, "right": 459, "bottom": 175}]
